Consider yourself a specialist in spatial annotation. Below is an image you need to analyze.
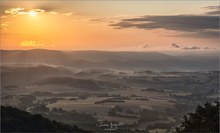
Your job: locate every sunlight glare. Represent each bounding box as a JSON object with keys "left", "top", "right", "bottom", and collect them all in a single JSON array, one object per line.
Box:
[{"left": 29, "top": 11, "right": 36, "bottom": 17}]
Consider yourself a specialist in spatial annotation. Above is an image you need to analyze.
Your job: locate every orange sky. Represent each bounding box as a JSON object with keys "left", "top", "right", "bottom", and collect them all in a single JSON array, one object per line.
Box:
[{"left": 0, "top": 1, "right": 219, "bottom": 51}]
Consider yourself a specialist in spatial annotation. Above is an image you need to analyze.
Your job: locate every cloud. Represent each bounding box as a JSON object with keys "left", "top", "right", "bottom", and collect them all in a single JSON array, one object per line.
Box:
[
  {"left": 142, "top": 44, "right": 149, "bottom": 48},
  {"left": 90, "top": 17, "right": 119, "bottom": 25},
  {"left": 110, "top": 15, "right": 219, "bottom": 38},
  {"left": 90, "top": 17, "right": 107, "bottom": 22},
  {"left": 72, "top": 19, "right": 90, "bottom": 22},
  {"left": 0, "top": 27, "right": 7, "bottom": 30},
  {"left": 182, "top": 46, "right": 201, "bottom": 50},
  {"left": 3, "top": 7, "right": 75, "bottom": 17},
  {"left": 90, "top": 15, "right": 138, "bottom": 24},
  {"left": 203, "top": 6, "right": 220, "bottom": 15},
  {"left": 1, "top": 15, "right": 8, "bottom": 19},
  {"left": 201, "top": 47, "right": 216, "bottom": 50},
  {"left": 0, "top": 21, "right": 11, "bottom": 30},
  {"left": 63, "top": 12, "right": 74, "bottom": 16},
  {"left": 20, "top": 40, "right": 45, "bottom": 47},
  {"left": 203, "top": 47, "right": 210, "bottom": 50},
  {"left": 171, "top": 43, "right": 180, "bottom": 48},
  {"left": 2, "top": 7, "right": 76, "bottom": 30},
  {"left": 36, "top": 5, "right": 58, "bottom": 12},
  {"left": 170, "top": 43, "right": 215, "bottom": 50},
  {"left": 1, "top": 24, "right": 8, "bottom": 27},
  {"left": 50, "top": 12, "right": 57, "bottom": 15},
  {"left": 5, "top": 8, "right": 45, "bottom": 16}
]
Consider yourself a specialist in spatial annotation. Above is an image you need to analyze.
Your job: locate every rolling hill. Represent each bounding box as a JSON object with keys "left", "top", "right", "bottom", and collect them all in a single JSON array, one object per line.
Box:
[{"left": 1, "top": 49, "right": 219, "bottom": 71}]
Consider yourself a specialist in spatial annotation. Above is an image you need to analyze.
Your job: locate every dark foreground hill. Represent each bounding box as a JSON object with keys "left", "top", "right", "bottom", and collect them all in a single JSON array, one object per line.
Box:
[{"left": 1, "top": 106, "right": 86, "bottom": 132}]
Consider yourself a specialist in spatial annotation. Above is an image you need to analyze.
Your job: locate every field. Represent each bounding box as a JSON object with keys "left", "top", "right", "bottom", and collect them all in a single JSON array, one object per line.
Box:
[{"left": 1, "top": 57, "right": 219, "bottom": 132}]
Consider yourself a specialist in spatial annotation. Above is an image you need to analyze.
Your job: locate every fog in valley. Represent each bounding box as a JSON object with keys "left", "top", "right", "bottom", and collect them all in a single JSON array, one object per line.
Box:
[{"left": 1, "top": 49, "right": 219, "bottom": 132}]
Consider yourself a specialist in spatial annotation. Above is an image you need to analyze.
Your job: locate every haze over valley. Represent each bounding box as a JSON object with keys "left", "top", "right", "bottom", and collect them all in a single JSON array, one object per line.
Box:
[{"left": 1, "top": 49, "right": 219, "bottom": 132}]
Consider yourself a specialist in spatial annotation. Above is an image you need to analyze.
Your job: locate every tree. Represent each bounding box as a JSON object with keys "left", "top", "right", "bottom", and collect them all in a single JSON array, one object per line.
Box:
[{"left": 176, "top": 101, "right": 219, "bottom": 132}]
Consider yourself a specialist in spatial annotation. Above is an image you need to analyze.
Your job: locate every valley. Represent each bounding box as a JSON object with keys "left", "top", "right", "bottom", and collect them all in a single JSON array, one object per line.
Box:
[{"left": 1, "top": 50, "right": 219, "bottom": 132}]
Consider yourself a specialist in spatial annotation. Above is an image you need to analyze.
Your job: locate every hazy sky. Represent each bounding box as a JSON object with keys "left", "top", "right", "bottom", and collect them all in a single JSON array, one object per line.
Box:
[{"left": 0, "top": 0, "right": 219, "bottom": 51}]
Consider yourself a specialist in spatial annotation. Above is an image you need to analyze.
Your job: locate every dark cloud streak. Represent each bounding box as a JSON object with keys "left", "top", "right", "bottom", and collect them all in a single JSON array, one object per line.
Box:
[
  {"left": 170, "top": 43, "right": 214, "bottom": 50},
  {"left": 110, "top": 15, "right": 219, "bottom": 38},
  {"left": 171, "top": 43, "right": 180, "bottom": 48},
  {"left": 182, "top": 46, "right": 201, "bottom": 50},
  {"left": 203, "top": 6, "right": 220, "bottom": 15}
]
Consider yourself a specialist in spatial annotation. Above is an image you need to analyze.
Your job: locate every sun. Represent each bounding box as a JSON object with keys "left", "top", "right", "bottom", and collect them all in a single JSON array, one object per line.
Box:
[{"left": 29, "top": 11, "right": 36, "bottom": 17}]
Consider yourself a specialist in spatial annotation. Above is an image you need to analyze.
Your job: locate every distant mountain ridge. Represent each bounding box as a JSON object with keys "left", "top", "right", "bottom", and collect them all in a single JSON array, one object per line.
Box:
[{"left": 1, "top": 49, "right": 219, "bottom": 71}]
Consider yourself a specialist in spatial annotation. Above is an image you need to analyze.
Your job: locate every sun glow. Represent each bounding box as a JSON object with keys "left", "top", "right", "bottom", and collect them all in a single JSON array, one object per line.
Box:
[{"left": 29, "top": 11, "right": 36, "bottom": 17}]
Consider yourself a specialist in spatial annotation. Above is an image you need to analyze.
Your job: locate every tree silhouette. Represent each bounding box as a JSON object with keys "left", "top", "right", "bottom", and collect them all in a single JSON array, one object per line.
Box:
[{"left": 176, "top": 101, "right": 219, "bottom": 132}]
